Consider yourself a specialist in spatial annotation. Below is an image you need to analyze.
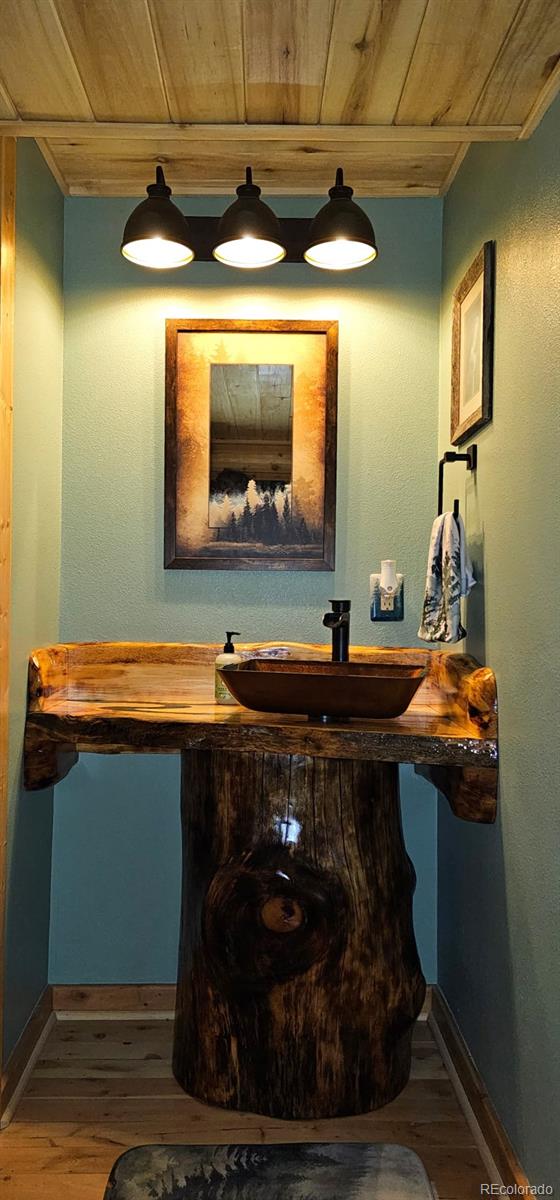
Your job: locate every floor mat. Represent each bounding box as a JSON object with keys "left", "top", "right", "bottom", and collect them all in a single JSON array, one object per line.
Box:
[{"left": 103, "top": 1142, "right": 436, "bottom": 1198}]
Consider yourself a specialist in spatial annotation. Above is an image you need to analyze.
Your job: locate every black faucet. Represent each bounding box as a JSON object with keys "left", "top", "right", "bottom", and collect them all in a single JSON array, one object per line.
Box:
[{"left": 322, "top": 599, "right": 351, "bottom": 662}]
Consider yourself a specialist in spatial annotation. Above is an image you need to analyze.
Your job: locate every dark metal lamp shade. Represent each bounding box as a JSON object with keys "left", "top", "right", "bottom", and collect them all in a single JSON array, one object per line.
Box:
[
  {"left": 121, "top": 167, "right": 194, "bottom": 269},
  {"left": 304, "top": 168, "right": 378, "bottom": 270},
  {"left": 213, "top": 167, "right": 286, "bottom": 268}
]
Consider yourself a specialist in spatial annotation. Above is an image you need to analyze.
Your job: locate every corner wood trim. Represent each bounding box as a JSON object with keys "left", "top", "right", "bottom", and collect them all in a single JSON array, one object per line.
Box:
[
  {"left": 440, "top": 143, "right": 470, "bottom": 194},
  {"left": 0, "top": 135, "right": 16, "bottom": 1099},
  {"left": 0, "top": 986, "right": 55, "bottom": 1127},
  {"left": 429, "top": 987, "right": 529, "bottom": 1189}
]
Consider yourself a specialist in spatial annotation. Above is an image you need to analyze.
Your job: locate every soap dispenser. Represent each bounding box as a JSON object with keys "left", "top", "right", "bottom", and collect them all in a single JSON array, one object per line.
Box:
[
  {"left": 215, "top": 632, "right": 242, "bottom": 704},
  {"left": 370, "top": 561, "right": 404, "bottom": 622}
]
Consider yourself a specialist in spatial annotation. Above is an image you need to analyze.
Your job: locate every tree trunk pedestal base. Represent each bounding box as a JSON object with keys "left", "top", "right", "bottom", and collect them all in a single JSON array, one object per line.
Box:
[{"left": 173, "top": 749, "right": 426, "bottom": 1120}]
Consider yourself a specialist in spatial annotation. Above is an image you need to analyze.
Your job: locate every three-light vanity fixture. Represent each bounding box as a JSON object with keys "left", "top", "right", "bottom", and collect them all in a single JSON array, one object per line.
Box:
[{"left": 121, "top": 166, "right": 378, "bottom": 272}]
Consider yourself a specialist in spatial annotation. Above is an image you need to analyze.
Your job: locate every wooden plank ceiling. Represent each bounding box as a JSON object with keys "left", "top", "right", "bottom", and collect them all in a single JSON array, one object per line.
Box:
[{"left": 0, "top": 0, "right": 559, "bottom": 197}]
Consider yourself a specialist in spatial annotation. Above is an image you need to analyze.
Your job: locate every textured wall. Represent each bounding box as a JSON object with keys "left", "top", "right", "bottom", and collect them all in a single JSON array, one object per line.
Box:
[
  {"left": 4, "top": 142, "right": 64, "bottom": 1057},
  {"left": 50, "top": 194, "right": 442, "bottom": 985},
  {"left": 438, "top": 97, "right": 560, "bottom": 1186}
]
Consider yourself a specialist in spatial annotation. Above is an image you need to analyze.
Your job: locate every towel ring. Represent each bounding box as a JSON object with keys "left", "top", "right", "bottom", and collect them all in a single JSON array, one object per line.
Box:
[{"left": 437, "top": 445, "right": 477, "bottom": 517}]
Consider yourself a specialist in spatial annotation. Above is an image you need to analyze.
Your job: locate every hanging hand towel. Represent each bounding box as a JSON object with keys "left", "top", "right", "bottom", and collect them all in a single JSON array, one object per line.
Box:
[{"left": 418, "top": 512, "right": 475, "bottom": 643}]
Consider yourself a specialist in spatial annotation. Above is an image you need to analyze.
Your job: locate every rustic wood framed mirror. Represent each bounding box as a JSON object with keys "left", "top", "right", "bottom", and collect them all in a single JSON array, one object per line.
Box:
[{"left": 165, "top": 319, "right": 338, "bottom": 571}]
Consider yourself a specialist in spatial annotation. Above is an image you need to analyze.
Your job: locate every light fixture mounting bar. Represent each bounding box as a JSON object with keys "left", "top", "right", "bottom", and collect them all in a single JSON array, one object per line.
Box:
[{"left": 183, "top": 216, "right": 312, "bottom": 263}]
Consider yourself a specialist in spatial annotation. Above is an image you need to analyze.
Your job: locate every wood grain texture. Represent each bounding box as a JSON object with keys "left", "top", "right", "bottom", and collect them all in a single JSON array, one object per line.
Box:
[
  {"left": 396, "top": 0, "right": 521, "bottom": 126},
  {"left": 0, "top": 135, "right": 16, "bottom": 1094},
  {"left": 173, "top": 749, "right": 426, "bottom": 1118},
  {"left": 0, "top": 0, "right": 558, "bottom": 198},
  {"left": 428, "top": 655, "right": 497, "bottom": 735},
  {"left": 35, "top": 135, "right": 456, "bottom": 196},
  {"left": 321, "top": 0, "right": 428, "bottom": 125},
  {"left": 0, "top": 0, "right": 93, "bottom": 120},
  {"left": 23, "top": 641, "right": 498, "bottom": 825},
  {"left": 148, "top": 0, "right": 245, "bottom": 123},
  {"left": 0, "top": 0, "right": 555, "bottom": 131},
  {"left": 23, "top": 719, "right": 78, "bottom": 791},
  {"left": 0, "top": 79, "right": 18, "bottom": 120},
  {"left": 244, "top": 0, "right": 335, "bottom": 123},
  {"left": 415, "top": 764, "right": 497, "bottom": 824},
  {"left": 0, "top": 121, "right": 522, "bottom": 142},
  {"left": 470, "top": 0, "right": 560, "bottom": 125},
  {"left": 52, "top": 986, "right": 176, "bottom": 1013},
  {"left": 53, "top": 0, "right": 169, "bottom": 121}
]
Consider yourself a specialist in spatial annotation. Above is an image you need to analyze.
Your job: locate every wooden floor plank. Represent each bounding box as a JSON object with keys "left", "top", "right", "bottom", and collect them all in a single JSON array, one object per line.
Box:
[
  {"left": 3, "top": 1119, "right": 478, "bottom": 1150},
  {"left": 31, "top": 1060, "right": 177, "bottom": 1081},
  {"left": 421, "top": 1144, "right": 493, "bottom": 1199},
  {"left": 1, "top": 1134, "right": 485, "bottom": 1174},
  {"left": 26, "top": 1052, "right": 446, "bottom": 1092},
  {"left": 0, "top": 1175, "right": 108, "bottom": 1200},
  {"left": 14, "top": 1082, "right": 464, "bottom": 1126},
  {"left": 48, "top": 1018, "right": 173, "bottom": 1038},
  {"left": 24, "top": 1075, "right": 184, "bottom": 1097},
  {"left": 37, "top": 1039, "right": 170, "bottom": 1061},
  {"left": 1, "top": 1016, "right": 491, "bottom": 1200}
]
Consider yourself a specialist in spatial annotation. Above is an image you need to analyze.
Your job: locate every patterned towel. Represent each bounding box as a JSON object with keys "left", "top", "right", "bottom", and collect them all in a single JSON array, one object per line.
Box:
[{"left": 418, "top": 512, "right": 475, "bottom": 643}]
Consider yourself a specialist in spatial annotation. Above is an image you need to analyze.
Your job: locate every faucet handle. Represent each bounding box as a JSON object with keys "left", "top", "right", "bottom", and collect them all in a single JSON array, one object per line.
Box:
[{"left": 329, "top": 599, "right": 351, "bottom": 613}]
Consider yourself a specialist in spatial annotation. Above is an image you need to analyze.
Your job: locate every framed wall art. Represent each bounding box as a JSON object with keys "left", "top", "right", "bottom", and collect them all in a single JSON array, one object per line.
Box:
[
  {"left": 165, "top": 319, "right": 338, "bottom": 570},
  {"left": 451, "top": 240, "right": 495, "bottom": 445}
]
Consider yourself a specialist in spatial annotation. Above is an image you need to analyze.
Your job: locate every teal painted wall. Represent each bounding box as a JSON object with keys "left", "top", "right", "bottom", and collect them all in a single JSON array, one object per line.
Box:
[
  {"left": 49, "top": 195, "right": 443, "bottom": 985},
  {"left": 4, "top": 141, "right": 64, "bottom": 1057},
  {"left": 438, "top": 97, "right": 560, "bottom": 1186}
]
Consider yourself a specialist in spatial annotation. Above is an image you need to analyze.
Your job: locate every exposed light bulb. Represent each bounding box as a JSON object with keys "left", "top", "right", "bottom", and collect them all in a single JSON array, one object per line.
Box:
[
  {"left": 213, "top": 235, "right": 286, "bottom": 269},
  {"left": 121, "top": 237, "right": 194, "bottom": 269},
  {"left": 304, "top": 238, "right": 378, "bottom": 271}
]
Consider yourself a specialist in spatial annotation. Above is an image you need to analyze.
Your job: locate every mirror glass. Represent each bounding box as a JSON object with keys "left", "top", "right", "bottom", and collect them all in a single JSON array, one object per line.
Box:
[{"left": 209, "top": 363, "right": 294, "bottom": 543}]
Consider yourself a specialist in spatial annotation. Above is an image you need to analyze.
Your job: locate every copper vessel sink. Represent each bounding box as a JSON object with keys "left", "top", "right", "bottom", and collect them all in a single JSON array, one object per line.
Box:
[{"left": 218, "top": 658, "right": 426, "bottom": 721}]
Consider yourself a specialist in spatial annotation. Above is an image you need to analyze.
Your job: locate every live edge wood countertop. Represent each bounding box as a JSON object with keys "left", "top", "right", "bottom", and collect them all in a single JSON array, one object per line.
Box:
[{"left": 24, "top": 641, "right": 498, "bottom": 823}]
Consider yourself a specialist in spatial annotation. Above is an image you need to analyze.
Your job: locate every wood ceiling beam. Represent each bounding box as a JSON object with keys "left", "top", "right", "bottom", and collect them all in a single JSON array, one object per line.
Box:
[
  {"left": 0, "top": 120, "right": 523, "bottom": 143},
  {"left": 65, "top": 185, "right": 444, "bottom": 198}
]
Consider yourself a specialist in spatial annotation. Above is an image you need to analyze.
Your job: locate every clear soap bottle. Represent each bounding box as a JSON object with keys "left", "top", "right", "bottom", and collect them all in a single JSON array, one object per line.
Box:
[{"left": 215, "top": 631, "right": 242, "bottom": 704}]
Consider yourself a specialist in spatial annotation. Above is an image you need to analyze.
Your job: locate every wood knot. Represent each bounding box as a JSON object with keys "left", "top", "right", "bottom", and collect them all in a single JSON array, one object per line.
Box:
[
  {"left": 467, "top": 667, "right": 497, "bottom": 729},
  {"left": 202, "top": 845, "right": 347, "bottom": 993},
  {"left": 261, "top": 895, "right": 304, "bottom": 933}
]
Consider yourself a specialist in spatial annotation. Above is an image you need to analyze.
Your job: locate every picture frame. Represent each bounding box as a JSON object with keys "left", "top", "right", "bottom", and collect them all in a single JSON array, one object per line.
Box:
[
  {"left": 165, "top": 319, "right": 338, "bottom": 571},
  {"left": 451, "top": 240, "right": 495, "bottom": 445}
]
